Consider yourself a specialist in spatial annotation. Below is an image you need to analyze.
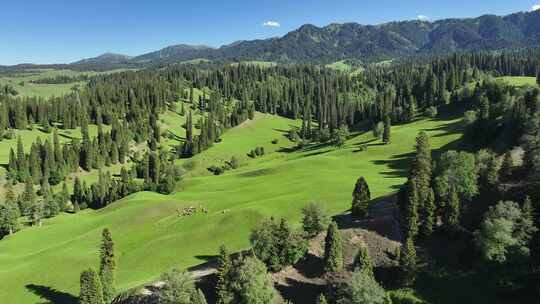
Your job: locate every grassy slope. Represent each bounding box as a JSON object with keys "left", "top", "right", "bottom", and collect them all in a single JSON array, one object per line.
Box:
[
  {"left": 0, "top": 69, "right": 131, "bottom": 98},
  {"left": 0, "top": 111, "right": 463, "bottom": 303},
  {"left": 496, "top": 76, "right": 537, "bottom": 87}
]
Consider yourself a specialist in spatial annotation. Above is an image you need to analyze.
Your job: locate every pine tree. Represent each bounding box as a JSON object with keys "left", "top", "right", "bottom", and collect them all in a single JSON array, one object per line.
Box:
[
  {"left": 382, "top": 116, "right": 391, "bottom": 144},
  {"left": 444, "top": 186, "right": 460, "bottom": 230},
  {"left": 399, "top": 237, "right": 417, "bottom": 287},
  {"left": 79, "top": 268, "right": 104, "bottom": 304},
  {"left": 353, "top": 244, "right": 374, "bottom": 278},
  {"left": 4, "top": 181, "right": 15, "bottom": 205},
  {"left": 29, "top": 201, "right": 44, "bottom": 227},
  {"left": 20, "top": 177, "right": 36, "bottom": 216},
  {"left": 99, "top": 228, "right": 115, "bottom": 303},
  {"left": 0, "top": 201, "right": 20, "bottom": 236},
  {"left": 411, "top": 131, "right": 434, "bottom": 237},
  {"left": 404, "top": 179, "right": 419, "bottom": 239},
  {"left": 8, "top": 148, "right": 17, "bottom": 178},
  {"left": 324, "top": 221, "right": 343, "bottom": 272},
  {"left": 351, "top": 177, "right": 371, "bottom": 218},
  {"left": 192, "top": 289, "right": 208, "bottom": 304},
  {"left": 421, "top": 188, "right": 436, "bottom": 237},
  {"left": 186, "top": 111, "right": 193, "bottom": 142},
  {"left": 16, "top": 136, "right": 29, "bottom": 181},
  {"left": 73, "top": 177, "right": 83, "bottom": 211},
  {"left": 500, "top": 152, "right": 513, "bottom": 181},
  {"left": 216, "top": 245, "right": 232, "bottom": 304}
]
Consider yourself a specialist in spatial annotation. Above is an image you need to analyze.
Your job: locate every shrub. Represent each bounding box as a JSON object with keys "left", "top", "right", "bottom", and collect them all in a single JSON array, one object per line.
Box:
[
  {"left": 426, "top": 106, "right": 438, "bottom": 118},
  {"left": 250, "top": 218, "right": 308, "bottom": 272},
  {"left": 3, "top": 129, "right": 15, "bottom": 140},
  {"left": 182, "top": 159, "right": 199, "bottom": 171},
  {"left": 271, "top": 139, "right": 279, "bottom": 144},
  {"left": 372, "top": 121, "right": 384, "bottom": 139},
  {"left": 248, "top": 146, "right": 266, "bottom": 158},
  {"left": 463, "top": 110, "right": 477, "bottom": 125},
  {"left": 302, "top": 203, "right": 329, "bottom": 238},
  {"left": 228, "top": 156, "right": 240, "bottom": 169}
]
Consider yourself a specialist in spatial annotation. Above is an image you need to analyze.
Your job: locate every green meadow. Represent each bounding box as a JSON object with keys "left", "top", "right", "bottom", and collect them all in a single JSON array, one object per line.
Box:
[
  {"left": 496, "top": 76, "right": 537, "bottom": 87},
  {"left": 0, "top": 69, "right": 131, "bottom": 98},
  {"left": 0, "top": 110, "right": 464, "bottom": 303}
]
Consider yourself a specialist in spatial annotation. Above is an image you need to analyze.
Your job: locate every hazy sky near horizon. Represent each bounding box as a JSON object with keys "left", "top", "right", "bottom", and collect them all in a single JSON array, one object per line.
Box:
[{"left": 1, "top": 0, "right": 539, "bottom": 65}]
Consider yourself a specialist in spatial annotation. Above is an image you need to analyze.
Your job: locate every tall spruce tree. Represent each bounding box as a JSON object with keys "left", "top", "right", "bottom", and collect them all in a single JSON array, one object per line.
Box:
[
  {"left": 399, "top": 237, "right": 417, "bottom": 287},
  {"left": 403, "top": 179, "right": 419, "bottom": 239},
  {"left": 324, "top": 221, "right": 343, "bottom": 272},
  {"left": 382, "top": 116, "right": 391, "bottom": 144},
  {"left": 352, "top": 177, "right": 371, "bottom": 218},
  {"left": 410, "top": 132, "right": 434, "bottom": 237},
  {"left": 99, "top": 228, "right": 115, "bottom": 303},
  {"left": 444, "top": 186, "right": 460, "bottom": 230},
  {"left": 79, "top": 268, "right": 104, "bottom": 304},
  {"left": 216, "top": 245, "right": 233, "bottom": 304}
]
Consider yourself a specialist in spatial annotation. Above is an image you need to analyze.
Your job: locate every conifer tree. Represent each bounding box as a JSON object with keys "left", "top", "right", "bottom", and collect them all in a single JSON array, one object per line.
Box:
[
  {"left": 324, "top": 221, "right": 343, "bottom": 272},
  {"left": 353, "top": 244, "right": 374, "bottom": 278},
  {"left": 216, "top": 245, "right": 232, "bottom": 304},
  {"left": 79, "top": 268, "right": 104, "bottom": 304},
  {"left": 0, "top": 201, "right": 20, "bottom": 236},
  {"left": 99, "top": 228, "right": 115, "bottom": 303},
  {"left": 192, "top": 289, "right": 208, "bottom": 304},
  {"left": 382, "top": 116, "right": 391, "bottom": 144},
  {"left": 16, "top": 136, "right": 29, "bottom": 181},
  {"left": 403, "top": 179, "right": 419, "bottom": 239},
  {"left": 352, "top": 177, "right": 371, "bottom": 218},
  {"left": 421, "top": 188, "right": 436, "bottom": 237},
  {"left": 20, "top": 177, "right": 36, "bottom": 216},
  {"left": 8, "top": 148, "right": 17, "bottom": 178},
  {"left": 186, "top": 111, "right": 193, "bottom": 142},
  {"left": 500, "top": 152, "right": 513, "bottom": 181},
  {"left": 399, "top": 237, "right": 417, "bottom": 287},
  {"left": 444, "top": 186, "right": 460, "bottom": 230}
]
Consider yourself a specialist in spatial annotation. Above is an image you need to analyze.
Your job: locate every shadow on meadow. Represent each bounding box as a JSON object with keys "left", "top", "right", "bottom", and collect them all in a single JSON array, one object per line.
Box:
[{"left": 25, "top": 284, "right": 78, "bottom": 304}]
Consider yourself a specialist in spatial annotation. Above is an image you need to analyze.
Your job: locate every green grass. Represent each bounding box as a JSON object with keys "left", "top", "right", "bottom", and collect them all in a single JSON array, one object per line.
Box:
[
  {"left": 0, "top": 69, "right": 132, "bottom": 98},
  {"left": 229, "top": 61, "right": 276, "bottom": 67},
  {"left": 496, "top": 76, "right": 537, "bottom": 87},
  {"left": 326, "top": 60, "right": 364, "bottom": 75},
  {"left": 0, "top": 111, "right": 464, "bottom": 303}
]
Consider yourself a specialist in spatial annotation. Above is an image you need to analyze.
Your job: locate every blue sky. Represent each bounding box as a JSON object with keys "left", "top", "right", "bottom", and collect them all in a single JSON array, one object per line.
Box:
[{"left": 1, "top": 0, "right": 539, "bottom": 65}]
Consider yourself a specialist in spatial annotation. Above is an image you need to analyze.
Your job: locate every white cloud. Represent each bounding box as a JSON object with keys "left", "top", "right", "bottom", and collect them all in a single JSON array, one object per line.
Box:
[
  {"left": 417, "top": 15, "right": 429, "bottom": 21},
  {"left": 531, "top": 4, "right": 540, "bottom": 11},
  {"left": 262, "top": 21, "right": 280, "bottom": 27}
]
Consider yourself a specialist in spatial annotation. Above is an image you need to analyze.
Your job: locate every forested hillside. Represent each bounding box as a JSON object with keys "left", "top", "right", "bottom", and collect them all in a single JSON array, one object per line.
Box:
[{"left": 1, "top": 46, "right": 540, "bottom": 303}]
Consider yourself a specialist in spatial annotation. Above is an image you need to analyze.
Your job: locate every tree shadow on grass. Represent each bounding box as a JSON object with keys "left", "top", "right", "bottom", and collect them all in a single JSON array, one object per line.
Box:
[
  {"left": 25, "top": 284, "right": 78, "bottom": 304},
  {"left": 371, "top": 151, "right": 414, "bottom": 179}
]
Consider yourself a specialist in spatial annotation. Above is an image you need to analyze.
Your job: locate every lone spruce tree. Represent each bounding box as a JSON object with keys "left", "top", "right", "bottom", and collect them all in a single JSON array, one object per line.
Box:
[
  {"left": 352, "top": 177, "right": 371, "bottom": 218},
  {"left": 99, "top": 229, "right": 115, "bottom": 303},
  {"left": 324, "top": 221, "right": 343, "bottom": 272},
  {"left": 80, "top": 268, "right": 104, "bottom": 304}
]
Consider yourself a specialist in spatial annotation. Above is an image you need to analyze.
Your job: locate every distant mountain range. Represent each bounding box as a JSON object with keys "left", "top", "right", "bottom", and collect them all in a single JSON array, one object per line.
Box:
[{"left": 5, "top": 9, "right": 540, "bottom": 70}]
